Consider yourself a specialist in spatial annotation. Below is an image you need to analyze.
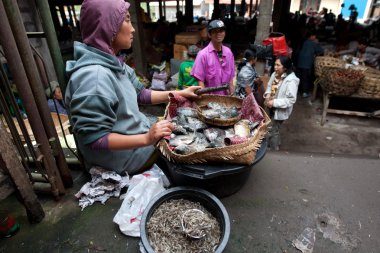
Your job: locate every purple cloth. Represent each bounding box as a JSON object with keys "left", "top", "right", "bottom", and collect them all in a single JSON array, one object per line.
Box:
[
  {"left": 137, "top": 88, "right": 152, "bottom": 104},
  {"left": 80, "top": 0, "right": 130, "bottom": 55},
  {"left": 48, "top": 99, "right": 68, "bottom": 115},
  {"left": 89, "top": 134, "right": 110, "bottom": 150},
  {"left": 191, "top": 42, "right": 235, "bottom": 95}
]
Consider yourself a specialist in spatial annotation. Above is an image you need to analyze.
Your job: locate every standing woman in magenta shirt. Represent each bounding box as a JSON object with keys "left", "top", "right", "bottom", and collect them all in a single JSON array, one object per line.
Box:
[{"left": 191, "top": 20, "right": 235, "bottom": 95}]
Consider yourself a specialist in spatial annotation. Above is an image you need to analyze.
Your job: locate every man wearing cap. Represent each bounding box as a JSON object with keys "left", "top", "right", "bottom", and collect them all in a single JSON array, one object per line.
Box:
[
  {"left": 177, "top": 45, "right": 200, "bottom": 89},
  {"left": 191, "top": 20, "right": 235, "bottom": 95}
]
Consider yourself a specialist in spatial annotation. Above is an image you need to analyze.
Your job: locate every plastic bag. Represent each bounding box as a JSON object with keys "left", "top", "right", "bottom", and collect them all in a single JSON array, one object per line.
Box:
[
  {"left": 262, "top": 36, "right": 288, "bottom": 56},
  {"left": 113, "top": 165, "right": 168, "bottom": 237},
  {"left": 151, "top": 71, "right": 168, "bottom": 91}
]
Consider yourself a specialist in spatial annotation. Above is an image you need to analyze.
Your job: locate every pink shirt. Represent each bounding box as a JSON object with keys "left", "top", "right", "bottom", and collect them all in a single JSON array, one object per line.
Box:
[{"left": 191, "top": 42, "right": 235, "bottom": 95}]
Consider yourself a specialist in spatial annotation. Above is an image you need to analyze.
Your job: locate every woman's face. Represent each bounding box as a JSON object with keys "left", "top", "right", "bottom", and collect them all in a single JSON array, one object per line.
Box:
[
  {"left": 54, "top": 87, "right": 63, "bottom": 100},
  {"left": 112, "top": 13, "right": 135, "bottom": 54},
  {"left": 274, "top": 59, "right": 285, "bottom": 75}
]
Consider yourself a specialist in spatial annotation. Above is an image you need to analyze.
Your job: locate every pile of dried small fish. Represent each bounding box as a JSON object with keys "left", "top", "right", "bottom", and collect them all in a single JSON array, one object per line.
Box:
[
  {"left": 168, "top": 106, "right": 261, "bottom": 154},
  {"left": 200, "top": 102, "right": 240, "bottom": 119},
  {"left": 147, "top": 199, "right": 221, "bottom": 253}
]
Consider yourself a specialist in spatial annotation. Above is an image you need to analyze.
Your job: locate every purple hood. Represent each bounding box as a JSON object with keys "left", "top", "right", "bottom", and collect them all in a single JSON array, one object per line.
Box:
[{"left": 80, "top": 0, "right": 130, "bottom": 55}]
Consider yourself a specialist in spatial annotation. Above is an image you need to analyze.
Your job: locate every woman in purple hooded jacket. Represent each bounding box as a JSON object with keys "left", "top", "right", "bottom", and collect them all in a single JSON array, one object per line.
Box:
[{"left": 65, "top": 0, "right": 200, "bottom": 175}]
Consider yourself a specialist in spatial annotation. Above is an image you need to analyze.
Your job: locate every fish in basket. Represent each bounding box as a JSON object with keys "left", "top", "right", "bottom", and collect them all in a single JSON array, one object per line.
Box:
[{"left": 157, "top": 94, "right": 271, "bottom": 165}]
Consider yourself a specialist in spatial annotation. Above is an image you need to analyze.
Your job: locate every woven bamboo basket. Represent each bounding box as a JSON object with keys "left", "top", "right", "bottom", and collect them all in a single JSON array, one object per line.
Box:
[
  {"left": 157, "top": 97, "right": 270, "bottom": 165},
  {"left": 357, "top": 68, "right": 380, "bottom": 98},
  {"left": 314, "top": 56, "right": 345, "bottom": 77},
  {"left": 320, "top": 67, "right": 364, "bottom": 96},
  {"left": 195, "top": 95, "right": 243, "bottom": 126}
]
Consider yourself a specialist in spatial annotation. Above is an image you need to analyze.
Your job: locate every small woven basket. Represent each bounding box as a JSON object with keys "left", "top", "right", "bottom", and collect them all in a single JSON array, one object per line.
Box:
[
  {"left": 320, "top": 67, "right": 364, "bottom": 96},
  {"left": 314, "top": 56, "right": 345, "bottom": 77},
  {"left": 357, "top": 68, "right": 380, "bottom": 98},
  {"left": 157, "top": 96, "right": 271, "bottom": 165}
]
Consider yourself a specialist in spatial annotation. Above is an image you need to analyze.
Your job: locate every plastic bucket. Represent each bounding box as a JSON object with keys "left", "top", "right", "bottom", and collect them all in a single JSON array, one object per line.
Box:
[{"left": 140, "top": 186, "right": 230, "bottom": 253}]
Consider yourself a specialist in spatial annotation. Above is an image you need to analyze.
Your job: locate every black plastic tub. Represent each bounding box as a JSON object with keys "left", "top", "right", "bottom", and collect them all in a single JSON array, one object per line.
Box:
[
  {"left": 157, "top": 138, "right": 268, "bottom": 198},
  {"left": 140, "top": 186, "right": 230, "bottom": 253}
]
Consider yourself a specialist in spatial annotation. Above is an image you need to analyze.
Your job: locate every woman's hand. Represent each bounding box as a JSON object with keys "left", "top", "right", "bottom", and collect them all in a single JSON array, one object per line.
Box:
[
  {"left": 178, "top": 86, "right": 201, "bottom": 98},
  {"left": 265, "top": 99, "right": 274, "bottom": 108},
  {"left": 146, "top": 120, "right": 174, "bottom": 145}
]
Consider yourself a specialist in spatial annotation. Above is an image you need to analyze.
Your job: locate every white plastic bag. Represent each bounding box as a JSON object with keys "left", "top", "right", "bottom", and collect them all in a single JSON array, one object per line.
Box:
[
  {"left": 113, "top": 166, "right": 167, "bottom": 237},
  {"left": 151, "top": 71, "right": 168, "bottom": 91}
]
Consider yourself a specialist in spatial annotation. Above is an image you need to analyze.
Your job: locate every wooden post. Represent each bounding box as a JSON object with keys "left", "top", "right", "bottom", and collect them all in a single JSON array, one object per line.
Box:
[
  {"left": 0, "top": 121, "right": 45, "bottom": 223},
  {"left": 255, "top": 0, "right": 273, "bottom": 75},
  {"left": 321, "top": 91, "right": 330, "bottom": 126},
  {"left": 129, "top": 0, "right": 148, "bottom": 76}
]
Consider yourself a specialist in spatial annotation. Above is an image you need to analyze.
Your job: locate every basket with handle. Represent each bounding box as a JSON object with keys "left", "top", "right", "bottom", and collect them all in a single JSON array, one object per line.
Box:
[{"left": 157, "top": 96, "right": 270, "bottom": 165}]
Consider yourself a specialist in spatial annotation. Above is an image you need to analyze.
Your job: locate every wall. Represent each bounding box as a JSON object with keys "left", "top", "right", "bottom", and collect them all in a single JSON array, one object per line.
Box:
[{"left": 319, "top": 0, "right": 342, "bottom": 14}]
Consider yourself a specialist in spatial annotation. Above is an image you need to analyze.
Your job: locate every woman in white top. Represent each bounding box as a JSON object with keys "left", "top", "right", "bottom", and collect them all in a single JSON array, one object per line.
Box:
[{"left": 264, "top": 56, "right": 300, "bottom": 150}]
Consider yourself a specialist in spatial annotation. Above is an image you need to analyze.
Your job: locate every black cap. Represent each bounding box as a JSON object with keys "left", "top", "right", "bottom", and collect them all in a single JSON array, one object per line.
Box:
[{"left": 207, "top": 20, "right": 225, "bottom": 32}]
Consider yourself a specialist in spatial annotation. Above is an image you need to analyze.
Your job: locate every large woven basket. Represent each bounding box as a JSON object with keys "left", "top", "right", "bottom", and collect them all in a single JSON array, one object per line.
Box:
[
  {"left": 320, "top": 67, "right": 364, "bottom": 96},
  {"left": 357, "top": 68, "right": 380, "bottom": 98},
  {"left": 314, "top": 56, "right": 345, "bottom": 77},
  {"left": 195, "top": 95, "right": 243, "bottom": 127},
  {"left": 157, "top": 98, "right": 270, "bottom": 165}
]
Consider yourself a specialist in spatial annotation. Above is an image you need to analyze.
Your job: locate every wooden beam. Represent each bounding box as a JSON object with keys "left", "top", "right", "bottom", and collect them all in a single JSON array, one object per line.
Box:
[{"left": 130, "top": 0, "right": 148, "bottom": 76}]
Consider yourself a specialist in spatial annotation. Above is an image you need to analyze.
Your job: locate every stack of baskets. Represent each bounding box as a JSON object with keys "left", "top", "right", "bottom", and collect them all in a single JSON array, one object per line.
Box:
[
  {"left": 314, "top": 56, "right": 345, "bottom": 77},
  {"left": 157, "top": 95, "right": 270, "bottom": 165},
  {"left": 319, "top": 67, "right": 365, "bottom": 96},
  {"left": 357, "top": 68, "right": 380, "bottom": 99}
]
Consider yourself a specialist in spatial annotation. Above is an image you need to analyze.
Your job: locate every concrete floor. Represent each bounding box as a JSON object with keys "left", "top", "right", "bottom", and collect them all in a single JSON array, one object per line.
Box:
[{"left": 1, "top": 95, "right": 380, "bottom": 253}]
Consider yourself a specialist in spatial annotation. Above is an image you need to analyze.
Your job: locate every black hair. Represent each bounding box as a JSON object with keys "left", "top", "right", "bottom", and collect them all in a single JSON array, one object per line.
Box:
[
  {"left": 306, "top": 29, "right": 317, "bottom": 39},
  {"left": 358, "top": 38, "right": 370, "bottom": 46},
  {"left": 276, "top": 56, "right": 293, "bottom": 75},
  {"left": 237, "top": 48, "right": 257, "bottom": 72}
]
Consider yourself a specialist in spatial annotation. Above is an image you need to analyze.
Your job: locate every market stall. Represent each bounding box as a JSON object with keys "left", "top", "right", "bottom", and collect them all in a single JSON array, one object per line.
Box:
[{"left": 313, "top": 56, "right": 380, "bottom": 125}]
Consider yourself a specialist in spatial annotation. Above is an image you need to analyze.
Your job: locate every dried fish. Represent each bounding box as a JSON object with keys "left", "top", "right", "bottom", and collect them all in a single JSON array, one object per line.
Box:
[
  {"left": 174, "top": 133, "right": 210, "bottom": 154},
  {"left": 147, "top": 199, "right": 221, "bottom": 253},
  {"left": 186, "top": 117, "right": 208, "bottom": 132},
  {"left": 234, "top": 119, "right": 251, "bottom": 138},
  {"left": 202, "top": 109, "right": 220, "bottom": 119},
  {"left": 169, "top": 134, "right": 195, "bottom": 147},
  {"left": 172, "top": 122, "right": 188, "bottom": 135},
  {"left": 177, "top": 107, "right": 198, "bottom": 118},
  {"left": 203, "top": 128, "right": 225, "bottom": 142}
]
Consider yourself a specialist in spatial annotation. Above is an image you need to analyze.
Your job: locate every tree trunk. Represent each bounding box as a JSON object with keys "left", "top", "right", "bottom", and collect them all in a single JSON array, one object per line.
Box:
[
  {"left": 0, "top": 121, "right": 45, "bottom": 223},
  {"left": 254, "top": 0, "right": 273, "bottom": 75}
]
